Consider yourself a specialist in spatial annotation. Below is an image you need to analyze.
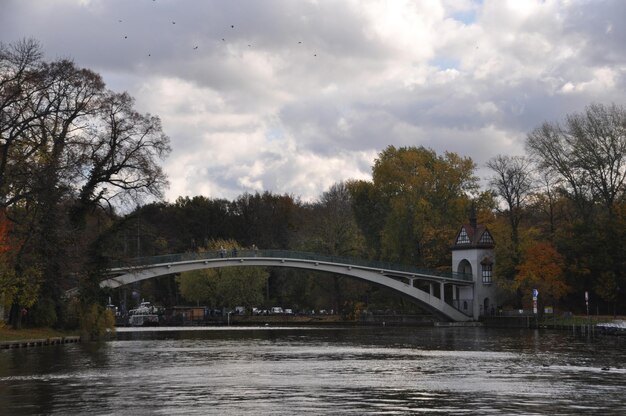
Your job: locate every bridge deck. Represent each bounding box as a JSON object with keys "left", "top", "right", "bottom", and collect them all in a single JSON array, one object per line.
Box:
[
  {"left": 108, "top": 249, "right": 472, "bottom": 283},
  {"left": 97, "top": 250, "right": 476, "bottom": 322}
]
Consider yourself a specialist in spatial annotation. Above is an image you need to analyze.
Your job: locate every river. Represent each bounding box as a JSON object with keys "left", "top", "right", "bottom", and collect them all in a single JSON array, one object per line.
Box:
[{"left": 1, "top": 326, "right": 625, "bottom": 415}]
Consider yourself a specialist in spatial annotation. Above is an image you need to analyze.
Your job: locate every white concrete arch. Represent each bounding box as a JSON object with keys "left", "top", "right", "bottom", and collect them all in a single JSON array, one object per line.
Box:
[{"left": 101, "top": 255, "right": 473, "bottom": 322}]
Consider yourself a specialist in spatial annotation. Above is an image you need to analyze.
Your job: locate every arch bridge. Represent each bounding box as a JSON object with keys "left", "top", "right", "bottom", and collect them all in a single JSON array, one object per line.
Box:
[{"left": 98, "top": 250, "right": 475, "bottom": 322}]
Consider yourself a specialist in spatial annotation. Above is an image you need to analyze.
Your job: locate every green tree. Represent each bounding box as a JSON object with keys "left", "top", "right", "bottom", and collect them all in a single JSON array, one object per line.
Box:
[
  {"left": 346, "top": 179, "right": 387, "bottom": 257},
  {"left": 176, "top": 240, "right": 268, "bottom": 309},
  {"left": 176, "top": 269, "right": 216, "bottom": 306},
  {"left": 230, "top": 192, "right": 302, "bottom": 249},
  {"left": 295, "top": 182, "right": 367, "bottom": 313}
]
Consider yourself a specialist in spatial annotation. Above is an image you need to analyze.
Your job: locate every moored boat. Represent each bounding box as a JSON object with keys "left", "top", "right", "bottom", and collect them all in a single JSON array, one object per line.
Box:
[
  {"left": 128, "top": 301, "right": 160, "bottom": 326},
  {"left": 596, "top": 320, "right": 626, "bottom": 335}
]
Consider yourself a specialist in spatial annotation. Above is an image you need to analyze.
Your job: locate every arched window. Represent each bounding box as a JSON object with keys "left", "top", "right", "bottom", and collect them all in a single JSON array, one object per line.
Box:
[{"left": 457, "top": 259, "right": 472, "bottom": 276}]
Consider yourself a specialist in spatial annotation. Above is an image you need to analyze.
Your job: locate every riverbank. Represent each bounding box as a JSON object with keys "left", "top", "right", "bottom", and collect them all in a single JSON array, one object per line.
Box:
[
  {"left": 481, "top": 314, "right": 626, "bottom": 334},
  {"left": 0, "top": 327, "right": 78, "bottom": 342},
  {"left": 0, "top": 327, "right": 80, "bottom": 349},
  {"left": 4, "top": 315, "right": 624, "bottom": 343},
  {"left": 128, "top": 313, "right": 437, "bottom": 327}
]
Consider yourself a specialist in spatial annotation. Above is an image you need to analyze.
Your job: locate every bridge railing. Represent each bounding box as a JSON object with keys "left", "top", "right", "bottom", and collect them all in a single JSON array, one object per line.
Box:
[{"left": 107, "top": 249, "right": 473, "bottom": 282}]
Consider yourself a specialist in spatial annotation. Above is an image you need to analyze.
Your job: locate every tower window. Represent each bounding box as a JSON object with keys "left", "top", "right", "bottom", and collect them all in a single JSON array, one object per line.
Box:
[
  {"left": 457, "top": 228, "right": 470, "bottom": 244},
  {"left": 482, "top": 264, "right": 493, "bottom": 284},
  {"left": 479, "top": 231, "right": 494, "bottom": 244}
]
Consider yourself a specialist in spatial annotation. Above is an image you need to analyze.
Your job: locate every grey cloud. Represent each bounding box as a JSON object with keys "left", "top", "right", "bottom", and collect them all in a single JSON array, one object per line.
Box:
[{"left": 563, "top": 1, "right": 626, "bottom": 66}]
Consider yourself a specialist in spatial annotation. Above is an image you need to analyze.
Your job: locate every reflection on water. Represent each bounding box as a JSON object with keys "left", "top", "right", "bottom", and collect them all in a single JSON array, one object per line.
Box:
[{"left": 1, "top": 327, "right": 625, "bottom": 415}]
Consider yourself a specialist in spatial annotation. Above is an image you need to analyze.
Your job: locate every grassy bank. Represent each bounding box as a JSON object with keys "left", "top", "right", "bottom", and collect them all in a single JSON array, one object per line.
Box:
[{"left": 0, "top": 326, "right": 78, "bottom": 342}]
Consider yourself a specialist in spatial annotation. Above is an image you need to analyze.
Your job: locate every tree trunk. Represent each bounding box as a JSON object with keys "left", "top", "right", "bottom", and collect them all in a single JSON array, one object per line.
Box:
[{"left": 9, "top": 302, "right": 22, "bottom": 329}]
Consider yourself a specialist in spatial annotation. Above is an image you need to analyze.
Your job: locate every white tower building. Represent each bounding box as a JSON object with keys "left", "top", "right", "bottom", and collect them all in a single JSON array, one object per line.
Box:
[{"left": 451, "top": 210, "right": 497, "bottom": 320}]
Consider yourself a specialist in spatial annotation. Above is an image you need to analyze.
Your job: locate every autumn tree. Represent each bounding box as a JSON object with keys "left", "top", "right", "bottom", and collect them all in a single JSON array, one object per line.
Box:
[
  {"left": 350, "top": 146, "right": 479, "bottom": 268},
  {"left": 515, "top": 241, "right": 569, "bottom": 312}
]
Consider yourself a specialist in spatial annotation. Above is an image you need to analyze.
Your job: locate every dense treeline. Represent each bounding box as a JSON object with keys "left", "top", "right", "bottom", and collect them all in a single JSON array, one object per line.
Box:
[
  {"left": 94, "top": 104, "right": 626, "bottom": 319},
  {"left": 0, "top": 40, "right": 170, "bottom": 332},
  {"left": 1, "top": 40, "right": 624, "bottom": 329},
  {"left": 491, "top": 103, "right": 626, "bottom": 316}
]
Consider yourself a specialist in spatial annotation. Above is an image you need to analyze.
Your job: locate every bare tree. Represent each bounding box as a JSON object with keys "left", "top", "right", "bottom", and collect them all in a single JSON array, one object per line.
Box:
[
  {"left": 0, "top": 40, "right": 171, "bottom": 326},
  {"left": 567, "top": 103, "right": 626, "bottom": 216},
  {"left": 526, "top": 103, "right": 626, "bottom": 220},
  {"left": 532, "top": 169, "right": 562, "bottom": 235},
  {"left": 486, "top": 154, "right": 534, "bottom": 248},
  {"left": 0, "top": 39, "right": 49, "bottom": 207},
  {"left": 70, "top": 91, "right": 170, "bottom": 221}
]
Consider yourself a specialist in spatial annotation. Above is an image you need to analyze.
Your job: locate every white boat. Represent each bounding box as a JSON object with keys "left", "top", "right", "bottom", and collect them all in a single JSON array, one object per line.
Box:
[
  {"left": 596, "top": 320, "right": 626, "bottom": 335},
  {"left": 128, "top": 301, "right": 160, "bottom": 326}
]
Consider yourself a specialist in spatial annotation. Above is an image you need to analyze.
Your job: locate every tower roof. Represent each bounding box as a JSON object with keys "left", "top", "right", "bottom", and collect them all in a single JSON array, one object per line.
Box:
[{"left": 452, "top": 222, "right": 494, "bottom": 249}]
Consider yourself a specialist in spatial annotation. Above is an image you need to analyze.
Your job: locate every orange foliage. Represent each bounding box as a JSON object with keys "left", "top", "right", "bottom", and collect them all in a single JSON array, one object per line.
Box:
[{"left": 515, "top": 241, "right": 570, "bottom": 304}]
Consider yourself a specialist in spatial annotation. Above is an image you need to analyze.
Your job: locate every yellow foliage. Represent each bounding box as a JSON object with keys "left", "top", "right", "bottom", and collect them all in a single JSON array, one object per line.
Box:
[{"left": 79, "top": 303, "right": 116, "bottom": 340}]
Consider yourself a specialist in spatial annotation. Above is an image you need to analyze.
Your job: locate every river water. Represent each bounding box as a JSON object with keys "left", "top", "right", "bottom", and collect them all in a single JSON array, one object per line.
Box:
[{"left": 1, "top": 326, "right": 625, "bottom": 415}]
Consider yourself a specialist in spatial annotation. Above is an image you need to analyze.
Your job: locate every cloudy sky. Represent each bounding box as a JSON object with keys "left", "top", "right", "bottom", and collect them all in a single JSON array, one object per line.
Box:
[{"left": 2, "top": 0, "right": 625, "bottom": 202}]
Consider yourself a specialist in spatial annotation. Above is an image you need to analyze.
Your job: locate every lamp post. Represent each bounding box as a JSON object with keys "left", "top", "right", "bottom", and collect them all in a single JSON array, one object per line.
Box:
[{"left": 532, "top": 289, "right": 538, "bottom": 328}]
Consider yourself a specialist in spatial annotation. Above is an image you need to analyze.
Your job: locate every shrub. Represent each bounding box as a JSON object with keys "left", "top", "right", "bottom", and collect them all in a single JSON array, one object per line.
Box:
[{"left": 79, "top": 303, "right": 116, "bottom": 340}]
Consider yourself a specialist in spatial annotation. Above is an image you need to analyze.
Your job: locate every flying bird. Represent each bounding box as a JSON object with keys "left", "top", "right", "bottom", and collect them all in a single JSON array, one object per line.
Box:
[
  {"left": 193, "top": 46, "right": 198, "bottom": 49},
  {"left": 231, "top": 25, "right": 234, "bottom": 28},
  {"left": 172, "top": 21, "right": 176, "bottom": 24}
]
